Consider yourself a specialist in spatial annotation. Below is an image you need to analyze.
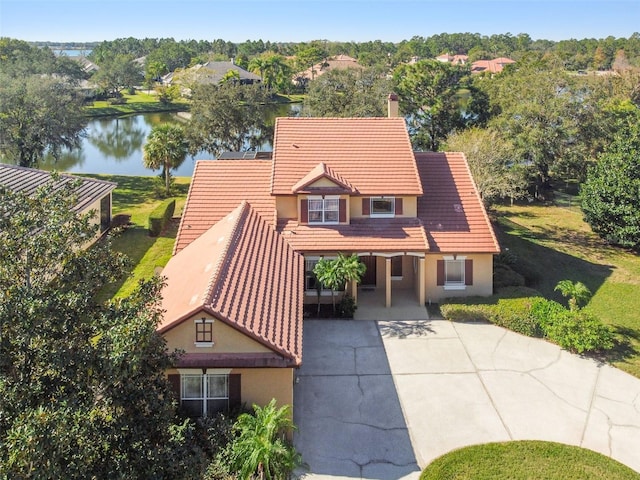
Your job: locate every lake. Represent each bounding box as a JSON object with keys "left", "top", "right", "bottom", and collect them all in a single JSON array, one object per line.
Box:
[{"left": 38, "top": 104, "right": 301, "bottom": 177}]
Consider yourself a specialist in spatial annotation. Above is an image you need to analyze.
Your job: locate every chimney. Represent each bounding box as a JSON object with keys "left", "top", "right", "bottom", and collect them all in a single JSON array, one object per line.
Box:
[{"left": 387, "top": 94, "right": 399, "bottom": 118}]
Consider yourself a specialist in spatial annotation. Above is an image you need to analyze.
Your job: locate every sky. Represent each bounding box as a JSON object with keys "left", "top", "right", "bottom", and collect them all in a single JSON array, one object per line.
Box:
[{"left": 0, "top": 0, "right": 638, "bottom": 44}]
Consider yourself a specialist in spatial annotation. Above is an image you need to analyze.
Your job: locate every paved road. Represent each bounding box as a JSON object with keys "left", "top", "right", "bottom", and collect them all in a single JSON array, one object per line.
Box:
[{"left": 294, "top": 319, "right": 640, "bottom": 479}]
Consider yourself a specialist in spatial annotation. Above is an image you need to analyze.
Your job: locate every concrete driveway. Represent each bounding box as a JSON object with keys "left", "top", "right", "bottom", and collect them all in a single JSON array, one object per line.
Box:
[{"left": 294, "top": 319, "right": 640, "bottom": 479}]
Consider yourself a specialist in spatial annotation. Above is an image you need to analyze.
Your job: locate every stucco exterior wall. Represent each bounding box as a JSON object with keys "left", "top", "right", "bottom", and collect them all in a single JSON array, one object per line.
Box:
[
  {"left": 276, "top": 195, "right": 297, "bottom": 220},
  {"left": 424, "top": 253, "right": 494, "bottom": 303},
  {"left": 164, "top": 312, "right": 272, "bottom": 355},
  {"left": 234, "top": 367, "right": 294, "bottom": 410}
]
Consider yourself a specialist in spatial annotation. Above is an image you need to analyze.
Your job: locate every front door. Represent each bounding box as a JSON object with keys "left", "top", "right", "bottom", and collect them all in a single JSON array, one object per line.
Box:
[{"left": 360, "top": 256, "right": 377, "bottom": 286}]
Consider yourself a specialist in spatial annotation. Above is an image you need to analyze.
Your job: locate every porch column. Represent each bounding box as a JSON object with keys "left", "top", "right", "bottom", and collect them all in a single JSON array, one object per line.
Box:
[
  {"left": 385, "top": 257, "right": 392, "bottom": 308},
  {"left": 351, "top": 279, "right": 358, "bottom": 304},
  {"left": 418, "top": 257, "right": 426, "bottom": 306}
]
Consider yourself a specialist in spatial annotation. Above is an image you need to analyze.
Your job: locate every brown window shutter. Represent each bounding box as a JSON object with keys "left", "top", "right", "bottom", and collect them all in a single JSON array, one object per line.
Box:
[
  {"left": 339, "top": 199, "right": 347, "bottom": 222},
  {"left": 229, "top": 374, "right": 241, "bottom": 409},
  {"left": 300, "top": 199, "right": 308, "bottom": 223},
  {"left": 362, "top": 198, "right": 370, "bottom": 215},
  {"left": 167, "top": 374, "right": 181, "bottom": 400},
  {"left": 465, "top": 259, "right": 473, "bottom": 285},
  {"left": 395, "top": 198, "right": 403, "bottom": 215},
  {"left": 436, "top": 260, "right": 445, "bottom": 286}
]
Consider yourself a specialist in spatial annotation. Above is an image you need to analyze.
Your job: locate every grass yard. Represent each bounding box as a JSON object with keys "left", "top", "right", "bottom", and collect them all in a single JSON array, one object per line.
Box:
[
  {"left": 493, "top": 195, "right": 640, "bottom": 377},
  {"left": 85, "top": 91, "right": 190, "bottom": 117},
  {"left": 421, "top": 441, "right": 640, "bottom": 480},
  {"left": 82, "top": 174, "right": 190, "bottom": 300}
]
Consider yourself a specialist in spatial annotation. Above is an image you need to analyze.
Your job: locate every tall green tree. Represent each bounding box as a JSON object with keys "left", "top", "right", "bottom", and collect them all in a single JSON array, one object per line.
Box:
[
  {"left": 581, "top": 121, "right": 640, "bottom": 251},
  {"left": 227, "top": 399, "right": 301, "bottom": 480},
  {"left": 143, "top": 123, "right": 189, "bottom": 196},
  {"left": 393, "top": 59, "right": 472, "bottom": 151},
  {"left": 303, "top": 68, "right": 392, "bottom": 117},
  {"left": 0, "top": 178, "right": 201, "bottom": 478},
  {"left": 186, "top": 83, "right": 269, "bottom": 157},
  {"left": 0, "top": 74, "right": 86, "bottom": 167},
  {"left": 92, "top": 53, "right": 143, "bottom": 97}
]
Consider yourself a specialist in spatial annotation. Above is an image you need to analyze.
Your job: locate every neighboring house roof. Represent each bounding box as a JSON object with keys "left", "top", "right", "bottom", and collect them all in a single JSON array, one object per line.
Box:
[
  {"left": 0, "top": 164, "right": 116, "bottom": 212},
  {"left": 164, "top": 61, "right": 262, "bottom": 86},
  {"left": 159, "top": 201, "right": 303, "bottom": 366},
  {"left": 174, "top": 159, "right": 275, "bottom": 254},
  {"left": 416, "top": 152, "right": 500, "bottom": 253},
  {"left": 276, "top": 217, "right": 429, "bottom": 253},
  {"left": 435, "top": 54, "right": 468, "bottom": 65},
  {"left": 471, "top": 57, "right": 515, "bottom": 74},
  {"left": 271, "top": 117, "right": 423, "bottom": 196},
  {"left": 295, "top": 54, "right": 363, "bottom": 81}
]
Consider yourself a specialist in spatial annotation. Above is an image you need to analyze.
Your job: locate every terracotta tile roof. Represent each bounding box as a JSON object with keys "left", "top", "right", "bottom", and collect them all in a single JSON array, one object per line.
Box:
[
  {"left": 174, "top": 159, "right": 274, "bottom": 253},
  {"left": 291, "top": 162, "right": 355, "bottom": 194},
  {"left": 160, "top": 202, "right": 303, "bottom": 366},
  {"left": 471, "top": 57, "right": 515, "bottom": 74},
  {"left": 295, "top": 54, "right": 363, "bottom": 81},
  {"left": 271, "top": 117, "right": 423, "bottom": 196},
  {"left": 0, "top": 164, "right": 116, "bottom": 212},
  {"left": 277, "top": 217, "right": 429, "bottom": 253},
  {"left": 416, "top": 152, "right": 500, "bottom": 253}
]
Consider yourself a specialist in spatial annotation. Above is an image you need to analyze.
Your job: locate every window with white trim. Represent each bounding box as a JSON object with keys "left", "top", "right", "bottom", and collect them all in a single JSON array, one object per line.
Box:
[
  {"left": 181, "top": 374, "right": 228, "bottom": 417},
  {"left": 194, "top": 318, "right": 214, "bottom": 347},
  {"left": 308, "top": 196, "right": 339, "bottom": 224},
  {"left": 445, "top": 258, "right": 465, "bottom": 288},
  {"left": 370, "top": 197, "right": 395, "bottom": 217}
]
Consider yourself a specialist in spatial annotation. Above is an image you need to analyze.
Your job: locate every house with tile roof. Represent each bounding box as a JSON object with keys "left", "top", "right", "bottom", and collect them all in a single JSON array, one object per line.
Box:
[
  {"left": 160, "top": 96, "right": 499, "bottom": 416},
  {"left": 0, "top": 164, "right": 117, "bottom": 240},
  {"left": 471, "top": 57, "right": 515, "bottom": 74}
]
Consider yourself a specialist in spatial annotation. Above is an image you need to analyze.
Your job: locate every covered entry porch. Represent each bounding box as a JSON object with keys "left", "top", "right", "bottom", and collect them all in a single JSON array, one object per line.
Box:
[
  {"left": 354, "top": 287, "right": 429, "bottom": 320},
  {"left": 354, "top": 252, "right": 426, "bottom": 309}
]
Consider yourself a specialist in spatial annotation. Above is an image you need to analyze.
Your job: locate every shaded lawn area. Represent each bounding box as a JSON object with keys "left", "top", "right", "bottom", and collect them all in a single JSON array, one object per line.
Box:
[
  {"left": 421, "top": 441, "right": 640, "bottom": 480},
  {"left": 493, "top": 199, "right": 640, "bottom": 377},
  {"left": 85, "top": 91, "right": 190, "bottom": 117},
  {"left": 81, "top": 174, "right": 190, "bottom": 300}
]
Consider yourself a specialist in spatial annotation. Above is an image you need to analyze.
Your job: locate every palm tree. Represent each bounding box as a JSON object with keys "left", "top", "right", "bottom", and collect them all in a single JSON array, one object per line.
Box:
[
  {"left": 229, "top": 399, "right": 302, "bottom": 480},
  {"left": 336, "top": 253, "right": 366, "bottom": 292},
  {"left": 554, "top": 280, "right": 592, "bottom": 311},
  {"left": 313, "top": 257, "right": 343, "bottom": 315},
  {"left": 142, "top": 123, "right": 188, "bottom": 196}
]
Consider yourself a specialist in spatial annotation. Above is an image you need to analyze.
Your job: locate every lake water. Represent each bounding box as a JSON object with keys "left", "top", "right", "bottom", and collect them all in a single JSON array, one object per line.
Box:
[{"left": 38, "top": 104, "right": 301, "bottom": 177}]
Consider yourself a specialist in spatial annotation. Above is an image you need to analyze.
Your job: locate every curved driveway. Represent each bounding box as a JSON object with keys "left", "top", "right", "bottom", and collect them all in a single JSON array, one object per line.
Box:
[{"left": 294, "top": 319, "right": 640, "bottom": 479}]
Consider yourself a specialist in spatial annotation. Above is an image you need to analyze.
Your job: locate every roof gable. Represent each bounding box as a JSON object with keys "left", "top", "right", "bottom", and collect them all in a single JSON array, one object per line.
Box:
[
  {"left": 161, "top": 202, "right": 303, "bottom": 365},
  {"left": 0, "top": 164, "right": 116, "bottom": 212},
  {"left": 291, "top": 162, "right": 355, "bottom": 194},
  {"left": 271, "top": 117, "right": 423, "bottom": 196}
]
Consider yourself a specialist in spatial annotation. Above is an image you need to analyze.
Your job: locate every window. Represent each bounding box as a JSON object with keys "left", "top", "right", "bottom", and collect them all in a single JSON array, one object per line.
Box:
[
  {"left": 308, "top": 196, "right": 339, "bottom": 224},
  {"left": 194, "top": 318, "right": 214, "bottom": 346},
  {"left": 437, "top": 256, "right": 471, "bottom": 290},
  {"left": 370, "top": 197, "right": 395, "bottom": 217},
  {"left": 181, "top": 374, "right": 228, "bottom": 417}
]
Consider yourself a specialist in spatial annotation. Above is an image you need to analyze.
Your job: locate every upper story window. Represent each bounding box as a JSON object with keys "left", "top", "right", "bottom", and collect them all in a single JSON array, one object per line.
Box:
[
  {"left": 308, "top": 196, "right": 339, "bottom": 224},
  {"left": 371, "top": 197, "right": 395, "bottom": 217},
  {"left": 195, "top": 318, "right": 214, "bottom": 347}
]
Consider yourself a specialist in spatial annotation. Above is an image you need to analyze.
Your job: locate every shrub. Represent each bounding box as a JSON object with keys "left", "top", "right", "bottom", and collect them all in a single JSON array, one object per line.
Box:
[
  {"left": 440, "top": 304, "right": 492, "bottom": 322},
  {"left": 338, "top": 293, "right": 357, "bottom": 318},
  {"left": 487, "top": 297, "right": 543, "bottom": 337},
  {"left": 542, "top": 310, "right": 614, "bottom": 353},
  {"left": 493, "top": 263, "right": 526, "bottom": 289},
  {"left": 529, "top": 298, "right": 566, "bottom": 331},
  {"left": 148, "top": 198, "right": 176, "bottom": 237}
]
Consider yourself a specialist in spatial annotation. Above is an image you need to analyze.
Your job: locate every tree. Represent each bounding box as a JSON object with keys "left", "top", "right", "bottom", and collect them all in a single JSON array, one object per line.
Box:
[
  {"left": 444, "top": 127, "right": 527, "bottom": 205},
  {"left": 393, "top": 60, "right": 472, "bottom": 151},
  {"left": 0, "top": 74, "right": 86, "bottom": 167},
  {"left": 554, "top": 280, "right": 592, "bottom": 311},
  {"left": 143, "top": 123, "right": 189, "bottom": 196},
  {"left": 581, "top": 121, "right": 640, "bottom": 251},
  {"left": 92, "top": 53, "right": 143, "bottom": 97},
  {"left": 186, "top": 83, "right": 269, "bottom": 157},
  {"left": 303, "top": 68, "right": 392, "bottom": 117},
  {"left": 313, "top": 254, "right": 365, "bottom": 314},
  {"left": 0, "top": 178, "right": 201, "bottom": 478},
  {"left": 227, "top": 400, "right": 301, "bottom": 480}
]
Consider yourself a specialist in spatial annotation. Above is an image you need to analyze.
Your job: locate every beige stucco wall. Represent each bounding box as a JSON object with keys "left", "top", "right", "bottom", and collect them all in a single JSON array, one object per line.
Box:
[
  {"left": 79, "top": 195, "right": 109, "bottom": 246},
  {"left": 276, "top": 195, "right": 297, "bottom": 220},
  {"left": 350, "top": 196, "right": 417, "bottom": 218},
  {"left": 164, "top": 312, "right": 272, "bottom": 355},
  {"left": 234, "top": 367, "right": 294, "bottom": 411},
  {"left": 424, "top": 253, "right": 494, "bottom": 303}
]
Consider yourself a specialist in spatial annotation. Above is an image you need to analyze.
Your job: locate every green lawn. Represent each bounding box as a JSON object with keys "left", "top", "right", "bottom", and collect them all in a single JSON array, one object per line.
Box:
[
  {"left": 85, "top": 91, "right": 190, "bottom": 117},
  {"left": 421, "top": 441, "right": 640, "bottom": 480},
  {"left": 81, "top": 174, "right": 190, "bottom": 300},
  {"left": 493, "top": 197, "right": 640, "bottom": 377}
]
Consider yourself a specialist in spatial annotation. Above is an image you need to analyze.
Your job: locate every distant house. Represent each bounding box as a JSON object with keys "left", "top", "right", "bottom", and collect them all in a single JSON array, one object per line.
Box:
[
  {"left": 0, "top": 164, "right": 117, "bottom": 239},
  {"left": 160, "top": 96, "right": 499, "bottom": 417},
  {"left": 471, "top": 57, "right": 515, "bottom": 74},
  {"left": 435, "top": 54, "right": 468, "bottom": 65},
  {"left": 293, "top": 54, "right": 364, "bottom": 86},
  {"left": 162, "top": 61, "right": 262, "bottom": 91}
]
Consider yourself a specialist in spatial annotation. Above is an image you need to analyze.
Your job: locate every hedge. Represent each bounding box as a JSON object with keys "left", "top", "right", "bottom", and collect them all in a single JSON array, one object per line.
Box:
[{"left": 148, "top": 198, "right": 176, "bottom": 237}]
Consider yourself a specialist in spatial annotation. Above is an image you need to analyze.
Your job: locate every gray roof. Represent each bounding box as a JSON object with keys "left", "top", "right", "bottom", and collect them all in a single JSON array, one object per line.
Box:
[
  {"left": 0, "top": 164, "right": 117, "bottom": 212},
  {"left": 163, "top": 61, "right": 262, "bottom": 86}
]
